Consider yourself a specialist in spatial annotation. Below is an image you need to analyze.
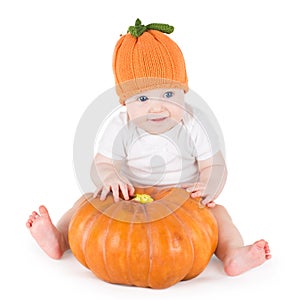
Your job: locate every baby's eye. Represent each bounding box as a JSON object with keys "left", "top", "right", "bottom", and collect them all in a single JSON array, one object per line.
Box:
[
  {"left": 163, "top": 91, "right": 174, "bottom": 99},
  {"left": 137, "top": 95, "right": 149, "bottom": 102}
]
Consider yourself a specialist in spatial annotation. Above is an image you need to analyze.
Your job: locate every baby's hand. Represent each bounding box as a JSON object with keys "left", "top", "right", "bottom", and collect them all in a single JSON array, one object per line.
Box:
[
  {"left": 181, "top": 182, "right": 216, "bottom": 208},
  {"left": 93, "top": 174, "right": 135, "bottom": 203}
]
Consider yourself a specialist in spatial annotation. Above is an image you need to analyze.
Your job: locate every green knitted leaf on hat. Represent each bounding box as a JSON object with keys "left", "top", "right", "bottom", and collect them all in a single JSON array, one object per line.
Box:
[
  {"left": 127, "top": 18, "right": 174, "bottom": 38},
  {"left": 128, "top": 19, "right": 147, "bottom": 38},
  {"left": 146, "top": 23, "right": 174, "bottom": 34}
]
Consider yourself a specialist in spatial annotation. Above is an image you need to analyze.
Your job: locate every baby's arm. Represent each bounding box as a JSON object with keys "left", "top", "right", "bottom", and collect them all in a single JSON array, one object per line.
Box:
[
  {"left": 90, "top": 153, "right": 135, "bottom": 202},
  {"left": 184, "top": 151, "right": 227, "bottom": 207}
]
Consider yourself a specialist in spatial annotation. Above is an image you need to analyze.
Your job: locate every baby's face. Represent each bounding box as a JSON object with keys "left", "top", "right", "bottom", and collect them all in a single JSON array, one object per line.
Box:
[{"left": 125, "top": 88, "right": 185, "bottom": 134}]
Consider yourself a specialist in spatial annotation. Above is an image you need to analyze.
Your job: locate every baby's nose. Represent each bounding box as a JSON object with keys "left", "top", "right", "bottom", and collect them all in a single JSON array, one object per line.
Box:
[{"left": 149, "top": 99, "right": 164, "bottom": 112}]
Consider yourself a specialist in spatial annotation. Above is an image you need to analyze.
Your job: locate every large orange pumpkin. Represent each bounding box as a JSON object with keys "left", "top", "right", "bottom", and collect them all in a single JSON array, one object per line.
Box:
[{"left": 68, "top": 187, "right": 218, "bottom": 289}]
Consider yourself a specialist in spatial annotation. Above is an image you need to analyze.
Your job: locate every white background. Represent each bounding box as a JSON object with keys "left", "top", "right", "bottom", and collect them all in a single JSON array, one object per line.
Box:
[{"left": 1, "top": 0, "right": 299, "bottom": 299}]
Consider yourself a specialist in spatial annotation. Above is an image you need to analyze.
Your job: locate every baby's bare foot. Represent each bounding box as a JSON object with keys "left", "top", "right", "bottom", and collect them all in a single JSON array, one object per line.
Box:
[
  {"left": 223, "top": 239, "right": 271, "bottom": 276},
  {"left": 26, "top": 205, "right": 66, "bottom": 259}
]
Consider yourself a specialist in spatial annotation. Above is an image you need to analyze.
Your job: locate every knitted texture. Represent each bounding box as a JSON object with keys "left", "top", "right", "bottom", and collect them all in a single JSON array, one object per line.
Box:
[{"left": 113, "top": 19, "right": 189, "bottom": 104}]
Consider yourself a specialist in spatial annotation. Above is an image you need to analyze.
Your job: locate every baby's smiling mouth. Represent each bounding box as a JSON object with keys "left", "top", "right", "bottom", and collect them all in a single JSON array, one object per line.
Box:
[{"left": 147, "top": 112, "right": 169, "bottom": 122}]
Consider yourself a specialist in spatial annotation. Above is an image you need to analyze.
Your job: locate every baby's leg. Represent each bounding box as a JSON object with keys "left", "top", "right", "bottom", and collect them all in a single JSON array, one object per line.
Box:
[
  {"left": 26, "top": 194, "right": 91, "bottom": 259},
  {"left": 210, "top": 205, "right": 271, "bottom": 276}
]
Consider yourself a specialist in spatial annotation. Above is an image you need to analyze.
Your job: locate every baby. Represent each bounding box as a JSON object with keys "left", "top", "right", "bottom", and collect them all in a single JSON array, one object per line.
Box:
[{"left": 26, "top": 19, "right": 271, "bottom": 277}]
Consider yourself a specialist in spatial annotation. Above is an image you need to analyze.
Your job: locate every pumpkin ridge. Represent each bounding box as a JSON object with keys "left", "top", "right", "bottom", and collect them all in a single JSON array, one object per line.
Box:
[
  {"left": 156, "top": 199, "right": 195, "bottom": 280},
  {"left": 138, "top": 199, "right": 170, "bottom": 287},
  {"left": 126, "top": 208, "right": 139, "bottom": 286},
  {"left": 176, "top": 203, "right": 214, "bottom": 278},
  {"left": 180, "top": 200, "right": 218, "bottom": 250},
  {"left": 202, "top": 217, "right": 219, "bottom": 253},
  {"left": 184, "top": 202, "right": 218, "bottom": 263},
  {"left": 102, "top": 216, "right": 113, "bottom": 282},
  {"left": 104, "top": 202, "right": 138, "bottom": 284},
  {"left": 82, "top": 212, "right": 102, "bottom": 267},
  {"left": 100, "top": 197, "right": 124, "bottom": 221},
  {"left": 181, "top": 201, "right": 218, "bottom": 253},
  {"left": 159, "top": 198, "right": 217, "bottom": 279},
  {"left": 68, "top": 199, "right": 99, "bottom": 267},
  {"left": 140, "top": 203, "right": 153, "bottom": 287},
  {"left": 148, "top": 211, "right": 193, "bottom": 287}
]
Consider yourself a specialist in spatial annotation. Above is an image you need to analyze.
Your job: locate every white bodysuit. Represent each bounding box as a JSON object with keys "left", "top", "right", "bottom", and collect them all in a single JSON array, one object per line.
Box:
[{"left": 96, "top": 104, "right": 219, "bottom": 187}]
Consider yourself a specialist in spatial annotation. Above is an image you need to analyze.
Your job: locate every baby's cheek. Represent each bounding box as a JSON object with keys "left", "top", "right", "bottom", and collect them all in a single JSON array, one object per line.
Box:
[
  {"left": 127, "top": 107, "right": 147, "bottom": 122},
  {"left": 171, "top": 108, "right": 184, "bottom": 122}
]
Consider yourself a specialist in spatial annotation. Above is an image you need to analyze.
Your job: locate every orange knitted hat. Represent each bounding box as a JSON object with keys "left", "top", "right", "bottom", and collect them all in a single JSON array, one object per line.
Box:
[{"left": 113, "top": 19, "right": 189, "bottom": 104}]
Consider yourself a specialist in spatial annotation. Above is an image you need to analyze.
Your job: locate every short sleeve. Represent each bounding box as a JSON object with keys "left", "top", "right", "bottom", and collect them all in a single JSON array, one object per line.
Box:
[
  {"left": 184, "top": 105, "right": 221, "bottom": 161},
  {"left": 96, "top": 108, "right": 128, "bottom": 160}
]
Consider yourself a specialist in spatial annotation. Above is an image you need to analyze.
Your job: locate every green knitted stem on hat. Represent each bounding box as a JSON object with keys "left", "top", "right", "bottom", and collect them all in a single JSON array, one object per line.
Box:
[{"left": 127, "top": 18, "right": 174, "bottom": 38}]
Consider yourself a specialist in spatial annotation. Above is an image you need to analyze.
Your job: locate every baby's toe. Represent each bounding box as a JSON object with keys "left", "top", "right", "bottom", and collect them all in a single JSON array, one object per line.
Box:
[
  {"left": 29, "top": 213, "right": 38, "bottom": 221},
  {"left": 254, "top": 239, "right": 266, "bottom": 250},
  {"left": 31, "top": 211, "right": 39, "bottom": 218},
  {"left": 264, "top": 244, "right": 271, "bottom": 259},
  {"left": 38, "top": 205, "right": 49, "bottom": 216},
  {"left": 26, "top": 220, "right": 32, "bottom": 228}
]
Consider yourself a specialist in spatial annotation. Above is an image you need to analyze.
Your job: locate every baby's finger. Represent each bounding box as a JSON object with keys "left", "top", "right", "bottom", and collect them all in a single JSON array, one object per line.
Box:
[
  {"left": 93, "top": 187, "right": 102, "bottom": 198},
  {"left": 128, "top": 184, "right": 135, "bottom": 197},
  {"left": 187, "top": 187, "right": 203, "bottom": 193},
  {"left": 201, "top": 195, "right": 214, "bottom": 206},
  {"left": 207, "top": 201, "right": 216, "bottom": 208},
  {"left": 190, "top": 190, "right": 204, "bottom": 198},
  {"left": 111, "top": 185, "right": 120, "bottom": 202},
  {"left": 120, "top": 183, "right": 129, "bottom": 200},
  {"left": 100, "top": 187, "right": 109, "bottom": 201}
]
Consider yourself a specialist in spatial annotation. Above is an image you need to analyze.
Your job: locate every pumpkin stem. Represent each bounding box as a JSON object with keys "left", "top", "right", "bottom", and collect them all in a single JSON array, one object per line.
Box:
[
  {"left": 127, "top": 18, "right": 174, "bottom": 38},
  {"left": 132, "top": 194, "right": 154, "bottom": 204}
]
